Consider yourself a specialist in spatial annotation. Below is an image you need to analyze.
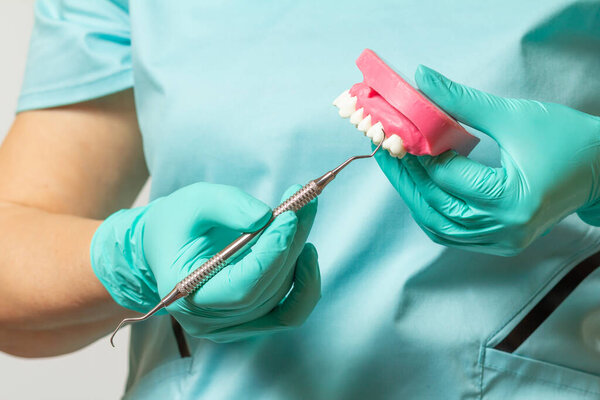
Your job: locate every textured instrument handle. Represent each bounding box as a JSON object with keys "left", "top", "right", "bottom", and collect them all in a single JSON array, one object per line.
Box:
[{"left": 176, "top": 181, "right": 320, "bottom": 295}]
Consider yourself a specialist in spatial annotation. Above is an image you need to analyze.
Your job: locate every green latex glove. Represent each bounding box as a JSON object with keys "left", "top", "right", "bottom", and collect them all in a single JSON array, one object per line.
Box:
[
  {"left": 91, "top": 182, "right": 320, "bottom": 341},
  {"left": 375, "top": 65, "right": 600, "bottom": 256}
]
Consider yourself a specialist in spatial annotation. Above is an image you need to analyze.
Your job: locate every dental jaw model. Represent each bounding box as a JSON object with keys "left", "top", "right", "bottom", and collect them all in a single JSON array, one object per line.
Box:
[{"left": 334, "top": 49, "right": 479, "bottom": 158}]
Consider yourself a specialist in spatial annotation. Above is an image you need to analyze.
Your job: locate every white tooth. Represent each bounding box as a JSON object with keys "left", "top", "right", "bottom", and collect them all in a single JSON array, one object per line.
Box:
[
  {"left": 338, "top": 96, "right": 357, "bottom": 118},
  {"left": 372, "top": 130, "right": 384, "bottom": 145},
  {"left": 357, "top": 115, "right": 372, "bottom": 132},
  {"left": 387, "top": 135, "right": 407, "bottom": 158},
  {"left": 366, "top": 125, "right": 375, "bottom": 138},
  {"left": 367, "top": 122, "right": 384, "bottom": 144},
  {"left": 333, "top": 89, "right": 350, "bottom": 107},
  {"left": 382, "top": 136, "right": 392, "bottom": 150},
  {"left": 350, "top": 108, "right": 364, "bottom": 125}
]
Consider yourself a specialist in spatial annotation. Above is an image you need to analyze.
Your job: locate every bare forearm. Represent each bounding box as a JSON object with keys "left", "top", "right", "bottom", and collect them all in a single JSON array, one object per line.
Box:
[
  {"left": 0, "top": 90, "right": 146, "bottom": 356},
  {"left": 0, "top": 202, "right": 135, "bottom": 354},
  {"left": 0, "top": 315, "right": 126, "bottom": 358}
]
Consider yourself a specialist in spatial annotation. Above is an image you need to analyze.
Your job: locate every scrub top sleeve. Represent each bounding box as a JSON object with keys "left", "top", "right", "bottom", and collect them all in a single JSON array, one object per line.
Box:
[{"left": 16, "top": 0, "right": 133, "bottom": 112}]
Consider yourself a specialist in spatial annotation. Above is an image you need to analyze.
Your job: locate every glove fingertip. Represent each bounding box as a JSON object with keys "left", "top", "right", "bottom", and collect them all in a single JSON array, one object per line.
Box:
[
  {"left": 415, "top": 65, "right": 469, "bottom": 119},
  {"left": 415, "top": 64, "right": 447, "bottom": 94},
  {"left": 301, "top": 242, "right": 319, "bottom": 264},
  {"left": 578, "top": 207, "right": 600, "bottom": 227},
  {"left": 280, "top": 184, "right": 304, "bottom": 203},
  {"left": 242, "top": 198, "right": 273, "bottom": 231}
]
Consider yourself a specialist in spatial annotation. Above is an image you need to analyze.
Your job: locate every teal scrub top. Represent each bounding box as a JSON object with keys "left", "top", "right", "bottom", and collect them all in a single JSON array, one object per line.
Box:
[{"left": 18, "top": 1, "right": 600, "bottom": 398}]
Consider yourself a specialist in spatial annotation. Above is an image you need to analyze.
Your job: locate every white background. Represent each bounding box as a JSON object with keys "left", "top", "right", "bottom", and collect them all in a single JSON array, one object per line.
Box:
[{"left": 0, "top": 1, "right": 134, "bottom": 399}]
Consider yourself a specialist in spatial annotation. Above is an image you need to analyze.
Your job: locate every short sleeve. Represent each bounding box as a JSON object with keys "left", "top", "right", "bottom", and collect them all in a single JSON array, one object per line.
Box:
[{"left": 17, "top": 0, "right": 132, "bottom": 112}]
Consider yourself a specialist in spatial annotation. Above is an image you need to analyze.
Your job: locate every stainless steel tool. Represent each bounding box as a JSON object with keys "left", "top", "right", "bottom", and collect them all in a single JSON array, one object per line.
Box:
[{"left": 110, "top": 141, "right": 383, "bottom": 346}]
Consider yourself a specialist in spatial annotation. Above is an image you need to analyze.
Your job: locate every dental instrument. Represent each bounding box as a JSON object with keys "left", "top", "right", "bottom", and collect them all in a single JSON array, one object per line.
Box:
[{"left": 109, "top": 141, "right": 383, "bottom": 346}]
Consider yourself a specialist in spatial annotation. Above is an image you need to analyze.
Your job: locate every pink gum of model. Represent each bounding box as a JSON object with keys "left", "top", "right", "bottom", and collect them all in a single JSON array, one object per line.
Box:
[{"left": 348, "top": 49, "right": 479, "bottom": 156}]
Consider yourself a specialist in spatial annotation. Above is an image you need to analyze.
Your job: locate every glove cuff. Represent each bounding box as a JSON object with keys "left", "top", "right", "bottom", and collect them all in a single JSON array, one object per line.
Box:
[{"left": 90, "top": 206, "right": 160, "bottom": 313}]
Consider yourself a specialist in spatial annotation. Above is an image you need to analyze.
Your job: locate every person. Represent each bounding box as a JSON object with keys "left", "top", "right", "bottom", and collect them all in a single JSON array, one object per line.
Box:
[{"left": 1, "top": 1, "right": 600, "bottom": 398}]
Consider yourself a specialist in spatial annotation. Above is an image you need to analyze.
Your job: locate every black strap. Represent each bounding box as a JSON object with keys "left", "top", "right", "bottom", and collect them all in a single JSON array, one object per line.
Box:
[
  {"left": 170, "top": 316, "right": 191, "bottom": 358},
  {"left": 494, "top": 250, "right": 600, "bottom": 353}
]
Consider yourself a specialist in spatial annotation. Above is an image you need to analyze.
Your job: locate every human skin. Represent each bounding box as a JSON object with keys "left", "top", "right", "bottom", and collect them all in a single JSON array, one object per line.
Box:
[{"left": 0, "top": 89, "right": 148, "bottom": 357}]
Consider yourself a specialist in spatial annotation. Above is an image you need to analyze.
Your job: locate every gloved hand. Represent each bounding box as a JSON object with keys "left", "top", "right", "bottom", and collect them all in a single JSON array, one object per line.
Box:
[
  {"left": 91, "top": 182, "right": 320, "bottom": 341},
  {"left": 376, "top": 65, "right": 600, "bottom": 256}
]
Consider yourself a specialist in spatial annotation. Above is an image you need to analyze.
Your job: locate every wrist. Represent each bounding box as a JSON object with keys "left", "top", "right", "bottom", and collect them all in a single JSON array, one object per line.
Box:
[{"left": 90, "top": 206, "right": 160, "bottom": 313}]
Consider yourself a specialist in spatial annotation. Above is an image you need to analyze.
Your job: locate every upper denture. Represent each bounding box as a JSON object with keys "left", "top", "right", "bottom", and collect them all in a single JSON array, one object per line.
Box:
[
  {"left": 334, "top": 49, "right": 479, "bottom": 158},
  {"left": 349, "top": 82, "right": 425, "bottom": 155}
]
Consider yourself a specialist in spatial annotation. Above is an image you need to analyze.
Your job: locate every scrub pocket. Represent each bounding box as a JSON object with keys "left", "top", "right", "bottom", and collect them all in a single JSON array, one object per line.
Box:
[{"left": 480, "top": 249, "right": 600, "bottom": 399}]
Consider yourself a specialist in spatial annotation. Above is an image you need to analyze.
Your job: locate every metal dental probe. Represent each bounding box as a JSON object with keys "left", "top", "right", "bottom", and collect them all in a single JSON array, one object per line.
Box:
[{"left": 109, "top": 141, "right": 383, "bottom": 346}]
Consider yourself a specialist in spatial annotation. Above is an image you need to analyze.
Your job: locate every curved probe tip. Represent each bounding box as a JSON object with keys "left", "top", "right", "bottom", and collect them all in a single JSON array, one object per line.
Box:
[
  {"left": 370, "top": 140, "right": 383, "bottom": 156},
  {"left": 109, "top": 305, "right": 166, "bottom": 347},
  {"left": 110, "top": 318, "right": 132, "bottom": 347},
  {"left": 109, "top": 289, "right": 183, "bottom": 347}
]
